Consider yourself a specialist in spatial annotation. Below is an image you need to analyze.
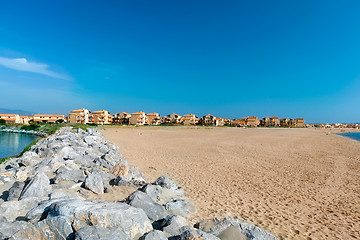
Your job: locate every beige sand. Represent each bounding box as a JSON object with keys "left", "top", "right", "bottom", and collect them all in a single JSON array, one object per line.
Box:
[{"left": 102, "top": 126, "right": 360, "bottom": 240}]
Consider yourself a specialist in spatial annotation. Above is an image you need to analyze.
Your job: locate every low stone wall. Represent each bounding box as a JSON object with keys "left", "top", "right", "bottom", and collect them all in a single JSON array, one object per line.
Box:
[{"left": 0, "top": 127, "right": 278, "bottom": 240}]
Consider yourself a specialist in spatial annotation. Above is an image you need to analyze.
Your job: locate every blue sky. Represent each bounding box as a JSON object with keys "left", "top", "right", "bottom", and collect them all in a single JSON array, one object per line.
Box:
[{"left": 0, "top": 0, "right": 359, "bottom": 123}]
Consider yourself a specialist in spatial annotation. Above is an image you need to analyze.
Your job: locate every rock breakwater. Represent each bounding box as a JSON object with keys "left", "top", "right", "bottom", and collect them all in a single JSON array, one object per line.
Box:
[{"left": 0, "top": 127, "right": 278, "bottom": 239}]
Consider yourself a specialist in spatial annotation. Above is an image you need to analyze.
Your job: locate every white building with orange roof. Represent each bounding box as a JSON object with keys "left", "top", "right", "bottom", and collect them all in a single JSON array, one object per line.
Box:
[
  {"left": 167, "top": 113, "right": 182, "bottom": 124},
  {"left": 243, "top": 116, "right": 259, "bottom": 127},
  {"left": 214, "top": 118, "right": 225, "bottom": 126},
  {"left": 182, "top": 114, "right": 198, "bottom": 125},
  {"left": 0, "top": 114, "right": 21, "bottom": 124},
  {"left": 33, "top": 114, "right": 65, "bottom": 123},
  {"left": 67, "top": 108, "right": 90, "bottom": 124},
  {"left": 92, "top": 110, "right": 112, "bottom": 124},
  {"left": 146, "top": 112, "right": 161, "bottom": 125},
  {"left": 129, "top": 112, "right": 146, "bottom": 125},
  {"left": 20, "top": 116, "right": 31, "bottom": 125}
]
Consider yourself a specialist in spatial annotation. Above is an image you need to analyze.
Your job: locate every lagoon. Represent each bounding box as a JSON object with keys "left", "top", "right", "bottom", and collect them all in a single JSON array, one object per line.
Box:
[
  {"left": 339, "top": 132, "right": 360, "bottom": 142},
  {"left": 0, "top": 132, "right": 38, "bottom": 159}
]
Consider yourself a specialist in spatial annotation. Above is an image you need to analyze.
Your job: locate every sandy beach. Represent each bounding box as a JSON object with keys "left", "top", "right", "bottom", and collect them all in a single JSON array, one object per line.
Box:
[{"left": 102, "top": 126, "right": 360, "bottom": 240}]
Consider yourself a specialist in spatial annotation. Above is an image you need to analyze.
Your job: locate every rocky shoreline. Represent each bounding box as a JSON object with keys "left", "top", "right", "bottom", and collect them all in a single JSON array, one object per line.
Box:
[
  {"left": 0, "top": 127, "right": 277, "bottom": 240},
  {"left": 0, "top": 128, "right": 47, "bottom": 137}
]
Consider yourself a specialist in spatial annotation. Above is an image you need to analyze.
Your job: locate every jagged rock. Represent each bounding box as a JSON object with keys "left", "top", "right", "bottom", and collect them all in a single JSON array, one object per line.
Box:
[
  {"left": 0, "top": 197, "right": 46, "bottom": 221},
  {"left": 0, "top": 221, "right": 32, "bottom": 239},
  {"left": 77, "top": 128, "right": 86, "bottom": 134},
  {"left": 9, "top": 216, "right": 73, "bottom": 240},
  {"left": 111, "top": 162, "right": 129, "bottom": 177},
  {"left": 98, "top": 145, "right": 109, "bottom": 154},
  {"left": 5, "top": 161, "right": 19, "bottom": 170},
  {"left": 7, "top": 181, "right": 25, "bottom": 201},
  {"left": 84, "top": 173, "right": 104, "bottom": 194},
  {"left": 19, "top": 172, "right": 52, "bottom": 200},
  {"left": 86, "top": 128, "right": 93, "bottom": 134},
  {"left": 128, "top": 191, "right": 166, "bottom": 221},
  {"left": 25, "top": 197, "right": 74, "bottom": 223},
  {"left": 196, "top": 218, "right": 278, "bottom": 240},
  {"left": 75, "top": 226, "right": 130, "bottom": 240},
  {"left": 48, "top": 198, "right": 153, "bottom": 239},
  {"left": 153, "top": 176, "right": 184, "bottom": 196},
  {"left": 128, "top": 166, "right": 147, "bottom": 184},
  {"left": 174, "top": 229, "right": 221, "bottom": 240},
  {"left": 114, "top": 174, "right": 134, "bottom": 187},
  {"left": 15, "top": 168, "right": 30, "bottom": 181},
  {"left": 54, "top": 166, "right": 85, "bottom": 183},
  {"left": 141, "top": 184, "right": 163, "bottom": 202},
  {"left": 164, "top": 199, "right": 196, "bottom": 217},
  {"left": 139, "top": 230, "right": 167, "bottom": 240},
  {"left": 160, "top": 215, "right": 189, "bottom": 237},
  {"left": 83, "top": 136, "right": 99, "bottom": 146}
]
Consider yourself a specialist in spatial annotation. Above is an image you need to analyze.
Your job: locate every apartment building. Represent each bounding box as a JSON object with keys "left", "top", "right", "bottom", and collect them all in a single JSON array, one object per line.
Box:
[
  {"left": 293, "top": 118, "right": 305, "bottom": 127},
  {"left": 20, "top": 116, "right": 31, "bottom": 125},
  {"left": 113, "top": 112, "right": 131, "bottom": 124},
  {"left": 146, "top": 113, "right": 161, "bottom": 125},
  {"left": 129, "top": 112, "right": 146, "bottom": 125},
  {"left": 262, "top": 117, "right": 280, "bottom": 127},
  {"left": 92, "top": 110, "right": 112, "bottom": 124},
  {"left": 202, "top": 114, "right": 216, "bottom": 125},
  {"left": 0, "top": 114, "right": 21, "bottom": 124},
  {"left": 214, "top": 118, "right": 225, "bottom": 126},
  {"left": 242, "top": 116, "right": 259, "bottom": 127},
  {"left": 280, "top": 118, "right": 292, "bottom": 127},
  {"left": 182, "top": 114, "right": 198, "bottom": 125},
  {"left": 67, "top": 109, "right": 91, "bottom": 124},
  {"left": 167, "top": 113, "right": 182, "bottom": 124},
  {"left": 33, "top": 114, "right": 65, "bottom": 123}
]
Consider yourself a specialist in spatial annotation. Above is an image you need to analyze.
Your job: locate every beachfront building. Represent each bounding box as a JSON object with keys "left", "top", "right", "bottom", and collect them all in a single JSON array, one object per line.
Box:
[
  {"left": 92, "top": 110, "right": 112, "bottom": 124},
  {"left": 242, "top": 116, "right": 259, "bottom": 127},
  {"left": 182, "top": 114, "right": 198, "bottom": 125},
  {"left": 293, "top": 118, "right": 305, "bottom": 128},
  {"left": 262, "top": 117, "right": 280, "bottom": 127},
  {"left": 146, "top": 113, "right": 161, "bottom": 125},
  {"left": 231, "top": 119, "right": 246, "bottom": 127},
  {"left": 113, "top": 112, "right": 131, "bottom": 124},
  {"left": 20, "top": 116, "right": 31, "bottom": 125},
  {"left": 33, "top": 114, "right": 65, "bottom": 123},
  {"left": 280, "top": 118, "right": 293, "bottom": 127},
  {"left": 0, "top": 114, "right": 21, "bottom": 124},
  {"left": 224, "top": 119, "right": 232, "bottom": 125},
  {"left": 67, "top": 109, "right": 91, "bottom": 124},
  {"left": 167, "top": 113, "right": 182, "bottom": 124},
  {"left": 214, "top": 118, "right": 225, "bottom": 126},
  {"left": 202, "top": 114, "right": 216, "bottom": 125},
  {"left": 129, "top": 112, "right": 146, "bottom": 125}
]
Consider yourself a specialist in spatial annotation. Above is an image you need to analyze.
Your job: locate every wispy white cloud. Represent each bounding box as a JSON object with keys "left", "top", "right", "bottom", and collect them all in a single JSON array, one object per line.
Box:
[{"left": 0, "top": 56, "right": 69, "bottom": 80}]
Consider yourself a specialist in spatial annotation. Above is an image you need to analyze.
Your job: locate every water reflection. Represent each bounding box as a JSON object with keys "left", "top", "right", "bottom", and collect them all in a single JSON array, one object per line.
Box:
[{"left": 0, "top": 132, "right": 38, "bottom": 158}]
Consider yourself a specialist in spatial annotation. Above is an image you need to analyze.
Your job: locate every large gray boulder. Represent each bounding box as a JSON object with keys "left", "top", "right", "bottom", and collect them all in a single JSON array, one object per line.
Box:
[
  {"left": 8, "top": 216, "right": 73, "bottom": 240},
  {"left": 7, "top": 181, "right": 25, "bottom": 201},
  {"left": 139, "top": 230, "right": 167, "bottom": 240},
  {"left": 160, "top": 215, "right": 189, "bottom": 237},
  {"left": 84, "top": 173, "right": 104, "bottom": 194},
  {"left": 153, "top": 176, "right": 184, "bottom": 196},
  {"left": 0, "top": 197, "right": 47, "bottom": 221},
  {"left": 19, "top": 172, "right": 52, "bottom": 200},
  {"left": 75, "top": 226, "right": 130, "bottom": 240},
  {"left": 128, "top": 191, "right": 166, "bottom": 221},
  {"left": 175, "top": 229, "right": 221, "bottom": 240},
  {"left": 54, "top": 166, "right": 85, "bottom": 183},
  {"left": 25, "top": 197, "right": 74, "bottom": 222},
  {"left": 0, "top": 221, "right": 32, "bottom": 240},
  {"left": 164, "top": 199, "right": 196, "bottom": 217},
  {"left": 48, "top": 198, "right": 152, "bottom": 239},
  {"left": 196, "top": 218, "right": 278, "bottom": 240}
]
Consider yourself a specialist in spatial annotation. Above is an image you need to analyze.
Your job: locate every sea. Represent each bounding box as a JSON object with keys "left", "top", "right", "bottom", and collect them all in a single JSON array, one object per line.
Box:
[
  {"left": 338, "top": 132, "right": 360, "bottom": 142},
  {"left": 0, "top": 132, "right": 38, "bottom": 159}
]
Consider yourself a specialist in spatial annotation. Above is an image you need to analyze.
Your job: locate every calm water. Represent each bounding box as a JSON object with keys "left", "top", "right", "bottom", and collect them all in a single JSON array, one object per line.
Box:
[
  {"left": 0, "top": 132, "right": 38, "bottom": 158},
  {"left": 339, "top": 132, "right": 360, "bottom": 141}
]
